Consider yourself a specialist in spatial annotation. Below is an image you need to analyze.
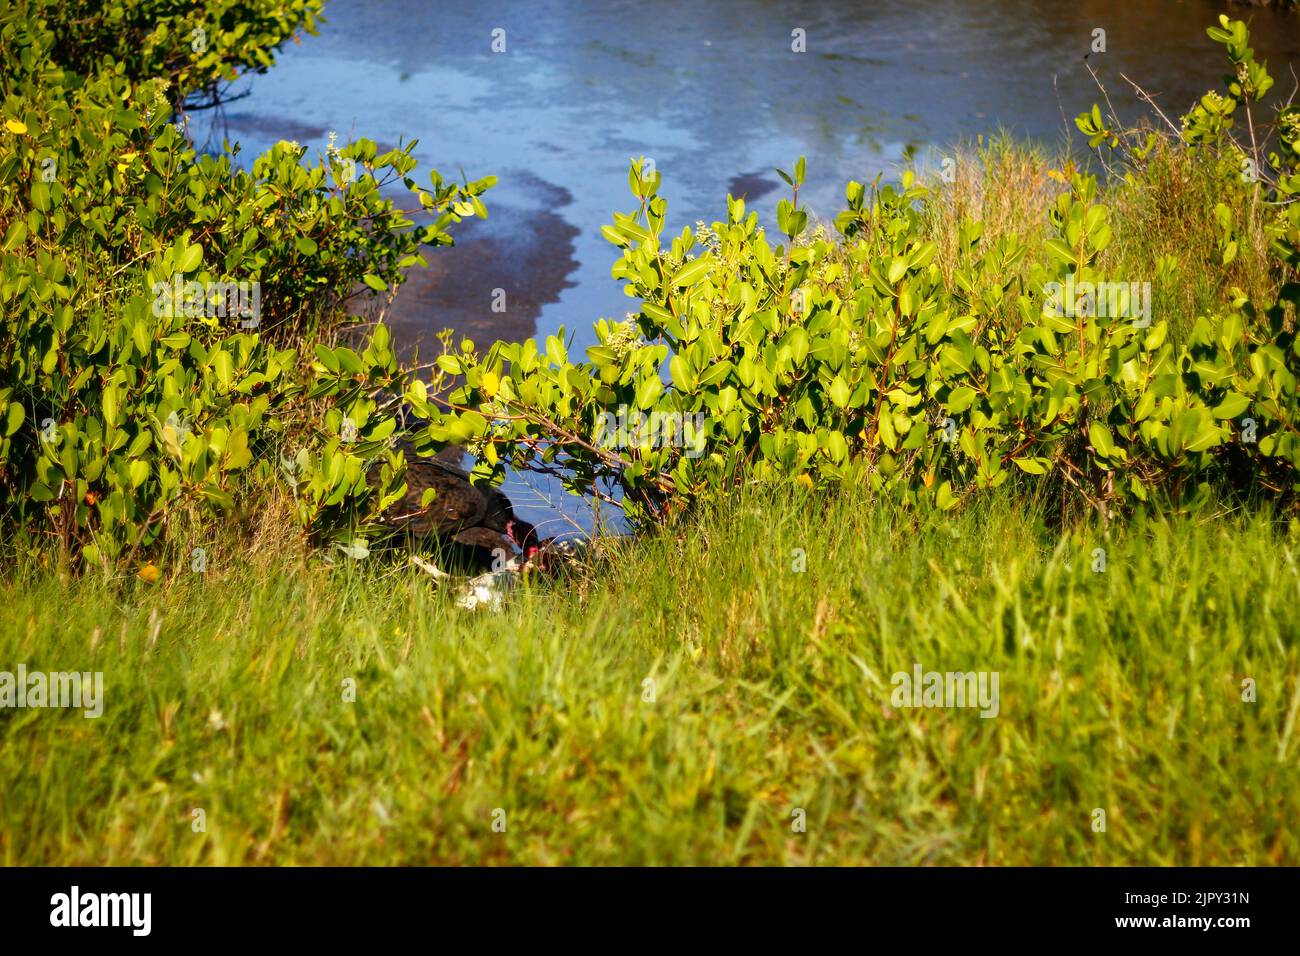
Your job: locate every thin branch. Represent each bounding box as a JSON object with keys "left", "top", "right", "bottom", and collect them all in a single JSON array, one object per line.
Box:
[{"left": 1117, "top": 72, "right": 1183, "bottom": 137}]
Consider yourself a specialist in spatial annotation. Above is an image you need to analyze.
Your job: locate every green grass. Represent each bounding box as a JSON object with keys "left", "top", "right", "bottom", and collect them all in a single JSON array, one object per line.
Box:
[
  {"left": 2, "top": 488, "right": 1297, "bottom": 865},
  {"left": 925, "top": 133, "right": 1284, "bottom": 342}
]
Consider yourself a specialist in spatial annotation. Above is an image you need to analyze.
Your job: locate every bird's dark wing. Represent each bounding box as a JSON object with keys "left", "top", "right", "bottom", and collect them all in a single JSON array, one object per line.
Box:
[
  {"left": 374, "top": 440, "right": 525, "bottom": 537},
  {"left": 396, "top": 457, "right": 487, "bottom": 535},
  {"left": 450, "top": 526, "right": 513, "bottom": 551}
]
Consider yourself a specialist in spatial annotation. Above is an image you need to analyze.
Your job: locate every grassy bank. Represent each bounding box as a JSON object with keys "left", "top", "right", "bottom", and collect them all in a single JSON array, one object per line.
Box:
[
  {"left": 2, "top": 489, "right": 1297, "bottom": 865},
  {"left": 926, "top": 134, "right": 1283, "bottom": 336}
]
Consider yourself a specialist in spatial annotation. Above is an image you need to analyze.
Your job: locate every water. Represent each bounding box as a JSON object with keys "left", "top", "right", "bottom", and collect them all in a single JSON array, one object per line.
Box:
[{"left": 191, "top": 0, "right": 1298, "bottom": 535}]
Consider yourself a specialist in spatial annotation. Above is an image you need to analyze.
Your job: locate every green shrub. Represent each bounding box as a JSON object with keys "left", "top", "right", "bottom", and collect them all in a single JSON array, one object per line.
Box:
[
  {"left": 4, "top": 5, "right": 1298, "bottom": 573},
  {"left": 0, "top": 0, "right": 492, "bottom": 568},
  {"left": 411, "top": 18, "right": 1300, "bottom": 527},
  {"left": 19, "top": 0, "right": 327, "bottom": 113}
]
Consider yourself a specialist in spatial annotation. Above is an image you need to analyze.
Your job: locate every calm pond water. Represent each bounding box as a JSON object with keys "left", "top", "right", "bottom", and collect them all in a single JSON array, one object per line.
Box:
[
  {"left": 196, "top": 0, "right": 1298, "bottom": 350},
  {"left": 193, "top": 0, "right": 1298, "bottom": 534}
]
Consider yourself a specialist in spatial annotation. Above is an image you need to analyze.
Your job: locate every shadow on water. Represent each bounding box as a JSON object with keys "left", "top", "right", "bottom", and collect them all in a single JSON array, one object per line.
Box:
[{"left": 382, "top": 172, "right": 580, "bottom": 361}]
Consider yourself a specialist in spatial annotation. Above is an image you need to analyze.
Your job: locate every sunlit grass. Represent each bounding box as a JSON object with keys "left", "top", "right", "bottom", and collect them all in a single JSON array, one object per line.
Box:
[
  {"left": 2, "top": 488, "right": 1296, "bottom": 865},
  {"left": 923, "top": 132, "right": 1283, "bottom": 341}
]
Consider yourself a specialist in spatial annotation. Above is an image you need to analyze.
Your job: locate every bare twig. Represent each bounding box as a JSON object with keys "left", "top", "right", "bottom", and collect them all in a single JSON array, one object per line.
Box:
[{"left": 1118, "top": 72, "right": 1183, "bottom": 137}]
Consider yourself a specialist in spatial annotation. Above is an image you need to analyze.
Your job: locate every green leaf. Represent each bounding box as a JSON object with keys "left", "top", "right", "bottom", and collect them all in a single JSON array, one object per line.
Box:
[
  {"left": 635, "top": 375, "right": 663, "bottom": 410},
  {"left": 696, "top": 361, "right": 733, "bottom": 388},
  {"left": 200, "top": 485, "right": 234, "bottom": 510},
  {"left": 1012, "top": 456, "right": 1051, "bottom": 475},
  {"left": 311, "top": 346, "right": 337, "bottom": 377},
  {"left": 2, "top": 219, "right": 27, "bottom": 252},
  {"left": 177, "top": 243, "right": 203, "bottom": 273},
  {"left": 1044, "top": 239, "right": 1075, "bottom": 264},
  {"left": 615, "top": 218, "right": 652, "bottom": 244},
  {"left": 935, "top": 480, "right": 957, "bottom": 511},
  {"left": 671, "top": 258, "right": 712, "bottom": 288},
  {"left": 212, "top": 350, "right": 234, "bottom": 389},
  {"left": 787, "top": 327, "right": 809, "bottom": 366},
  {"left": 1089, "top": 420, "right": 1116, "bottom": 458},
  {"left": 4, "top": 402, "right": 25, "bottom": 437},
  {"left": 1212, "top": 392, "right": 1250, "bottom": 420},
  {"left": 828, "top": 375, "right": 850, "bottom": 409},
  {"left": 669, "top": 354, "right": 696, "bottom": 391},
  {"left": 946, "top": 386, "right": 976, "bottom": 414}
]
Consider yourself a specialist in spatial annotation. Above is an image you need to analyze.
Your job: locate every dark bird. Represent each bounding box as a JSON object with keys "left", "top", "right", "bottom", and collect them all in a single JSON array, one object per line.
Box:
[{"left": 376, "top": 440, "right": 540, "bottom": 571}]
